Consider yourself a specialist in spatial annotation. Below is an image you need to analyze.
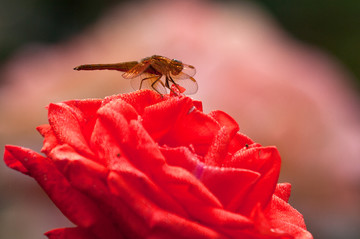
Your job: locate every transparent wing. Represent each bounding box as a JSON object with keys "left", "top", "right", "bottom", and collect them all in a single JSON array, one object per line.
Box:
[
  {"left": 122, "top": 60, "right": 151, "bottom": 79},
  {"left": 130, "top": 74, "right": 167, "bottom": 95},
  {"left": 170, "top": 72, "right": 198, "bottom": 95},
  {"left": 181, "top": 63, "right": 196, "bottom": 77},
  {"left": 150, "top": 77, "right": 168, "bottom": 95}
]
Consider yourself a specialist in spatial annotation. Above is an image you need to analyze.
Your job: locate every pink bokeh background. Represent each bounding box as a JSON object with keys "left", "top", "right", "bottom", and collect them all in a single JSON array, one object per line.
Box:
[{"left": 1, "top": 1, "right": 359, "bottom": 238}]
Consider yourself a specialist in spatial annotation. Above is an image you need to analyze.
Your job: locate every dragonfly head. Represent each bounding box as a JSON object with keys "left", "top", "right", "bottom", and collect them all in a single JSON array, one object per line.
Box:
[{"left": 170, "top": 59, "right": 184, "bottom": 75}]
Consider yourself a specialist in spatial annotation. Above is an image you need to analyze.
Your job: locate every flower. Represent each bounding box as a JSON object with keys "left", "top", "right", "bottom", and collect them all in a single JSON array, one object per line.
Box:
[{"left": 3, "top": 89, "right": 312, "bottom": 239}]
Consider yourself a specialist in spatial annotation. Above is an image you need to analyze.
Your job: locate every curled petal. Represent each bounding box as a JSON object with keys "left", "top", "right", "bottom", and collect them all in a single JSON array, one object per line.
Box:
[
  {"left": 146, "top": 212, "right": 228, "bottom": 239},
  {"left": 98, "top": 97, "right": 139, "bottom": 122},
  {"left": 227, "top": 132, "right": 255, "bottom": 154},
  {"left": 48, "top": 103, "right": 95, "bottom": 159},
  {"left": 37, "top": 124, "right": 59, "bottom": 155},
  {"left": 208, "top": 110, "right": 239, "bottom": 133},
  {"left": 63, "top": 99, "right": 102, "bottom": 141},
  {"left": 160, "top": 146, "right": 200, "bottom": 175},
  {"left": 205, "top": 110, "right": 240, "bottom": 166},
  {"left": 4, "top": 145, "right": 122, "bottom": 239},
  {"left": 200, "top": 166, "right": 260, "bottom": 210},
  {"left": 192, "top": 99, "right": 203, "bottom": 112},
  {"left": 165, "top": 106, "right": 220, "bottom": 156},
  {"left": 266, "top": 194, "right": 310, "bottom": 239},
  {"left": 64, "top": 143, "right": 188, "bottom": 218},
  {"left": 61, "top": 156, "right": 148, "bottom": 238},
  {"left": 142, "top": 96, "right": 194, "bottom": 141},
  {"left": 204, "top": 125, "right": 237, "bottom": 167},
  {"left": 103, "top": 89, "right": 163, "bottom": 115},
  {"left": 274, "top": 183, "right": 292, "bottom": 202},
  {"left": 161, "top": 146, "right": 261, "bottom": 209},
  {"left": 128, "top": 120, "right": 222, "bottom": 207},
  {"left": 45, "top": 227, "right": 98, "bottom": 239},
  {"left": 108, "top": 172, "right": 227, "bottom": 239},
  {"left": 228, "top": 147, "right": 281, "bottom": 214},
  {"left": 90, "top": 110, "right": 129, "bottom": 165},
  {"left": 4, "top": 145, "right": 29, "bottom": 175},
  {"left": 251, "top": 204, "right": 290, "bottom": 238}
]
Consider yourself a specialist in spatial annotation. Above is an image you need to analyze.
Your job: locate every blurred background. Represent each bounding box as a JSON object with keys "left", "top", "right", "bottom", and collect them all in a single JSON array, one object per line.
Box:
[{"left": 1, "top": 0, "right": 359, "bottom": 238}]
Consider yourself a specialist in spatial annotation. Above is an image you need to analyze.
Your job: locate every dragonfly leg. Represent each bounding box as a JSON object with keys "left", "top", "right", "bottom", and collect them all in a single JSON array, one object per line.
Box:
[
  {"left": 139, "top": 75, "right": 157, "bottom": 89},
  {"left": 164, "top": 76, "right": 178, "bottom": 95},
  {"left": 168, "top": 75, "right": 181, "bottom": 92},
  {"left": 151, "top": 75, "right": 165, "bottom": 96},
  {"left": 165, "top": 76, "right": 170, "bottom": 88}
]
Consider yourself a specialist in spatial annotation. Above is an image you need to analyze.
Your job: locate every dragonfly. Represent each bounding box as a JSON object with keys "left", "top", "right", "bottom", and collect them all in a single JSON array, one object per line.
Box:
[{"left": 74, "top": 55, "right": 198, "bottom": 96}]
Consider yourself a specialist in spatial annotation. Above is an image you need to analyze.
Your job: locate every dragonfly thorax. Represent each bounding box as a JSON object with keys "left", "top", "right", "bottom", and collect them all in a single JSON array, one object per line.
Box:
[{"left": 169, "top": 59, "right": 183, "bottom": 75}]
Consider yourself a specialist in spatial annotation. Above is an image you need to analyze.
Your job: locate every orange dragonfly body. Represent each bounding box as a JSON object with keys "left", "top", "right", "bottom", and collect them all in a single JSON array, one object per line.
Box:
[{"left": 74, "top": 55, "right": 198, "bottom": 95}]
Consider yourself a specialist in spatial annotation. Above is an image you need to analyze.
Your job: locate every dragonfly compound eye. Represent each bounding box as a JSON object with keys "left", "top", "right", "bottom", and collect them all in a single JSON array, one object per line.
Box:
[{"left": 170, "top": 59, "right": 183, "bottom": 75}]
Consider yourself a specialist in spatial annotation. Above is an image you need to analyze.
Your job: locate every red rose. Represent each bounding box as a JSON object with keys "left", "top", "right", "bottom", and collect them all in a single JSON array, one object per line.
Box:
[{"left": 4, "top": 90, "right": 312, "bottom": 239}]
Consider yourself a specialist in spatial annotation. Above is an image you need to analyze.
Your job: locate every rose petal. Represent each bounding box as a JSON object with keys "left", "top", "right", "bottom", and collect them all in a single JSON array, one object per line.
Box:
[
  {"left": 96, "top": 106, "right": 164, "bottom": 170},
  {"left": 250, "top": 204, "right": 290, "bottom": 238},
  {"left": 160, "top": 146, "right": 202, "bottom": 176},
  {"left": 108, "top": 171, "right": 175, "bottom": 237},
  {"left": 104, "top": 89, "right": 163, "bottom": 115},
  {"left": 90, "top": 113, "right": 128, "bottom": 165},
  {"left": 99, "top": 97, "right": 139, "bottom": 122},
  {"left": 91, "top": 97, "right": 139, "bottom": 163},
  {"left": 192, "top": 99, "right": 203, "bottom": 112},
  {"left": 62, "top": 154, "right": 148, "bottom": 238},
  {"left": 128, "top": 119, "right": 222, "bottom": 208},
  {"left": 108, "top": 172, "right": 227, "bottom": 239},
  {"left": 146, "top": 214, "right": 227, "bottom": 239},
  {"left": 183, "top": 201, "right": 254, "bottom": 230},
  {"left": 268, "top": 221, "right": 313, "bottom": 239},
  {"left": 74, "top": 123, "right": 189, "bottom": 218},
  {"left": 112, "top": 164, "right": 189, "bottom": 218},
  {"left": 267, "top": 194, "right": 308, "bottom": 233},
  {"left": 205, "top": 111, "right": 240, "bottom": 166},
  {"left": 59, "top": 155, "right": 147, "bottom": 238},
  {"left": 4, "top": 145, "right": 122, "bottom": 239},
  {"left": 201, "top": 166, "right": 260, "bottom": 209},
  {"left": 37, "top": 124, "right": 59, "bottom": 155},
  {"left": 204, "top": 126, "right": 235, "bottom": 166},
  {"left": 161, "top": 146, "right": 261, "bottom": 209},
  {"left": 142, "top": 95, "right": 194, "bottom": 141},
  {"left": 164, "top": 106, "right": 220, "bottom": 156},
  {"left": 93, "top": 100, "right": 199, "bottom": 222},
  {"left": 63, "top": 99, "right": 102, "bottom": 141},
  {"left": 274, "top": 183, "right": 292, "bottom": 202},
  {"left": 48, "top": 144, "right": 107, "bottom": 176},
  {"left": 45, "top": 227, "right": 98, "bottom": 239},
  {"left": 88, "top": 113, "right": 202, "bottom": 236},
  {"left": 48, "top": 103, "right": 95, "bottom": 159},
  {"left": 209, "top": 110, "right": 239, "bottom": 133},
  {"left": 228, "top": 147, "right": 281, "bottom": 214},
  {"left": 3, "top": 145, "right": 29, "bottom": 175},
  {"left": 97, "top": 111, "right": 222, "bottom": 208},
  {"left": 227, "top": 132, "right": 255, "bottom": 154}
]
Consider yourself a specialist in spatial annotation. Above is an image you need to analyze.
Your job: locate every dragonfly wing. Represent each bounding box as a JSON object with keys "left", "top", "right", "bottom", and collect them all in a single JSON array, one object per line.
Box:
[
  {"left": 170, "top": 72, "right": 198, "bottom": 95},
  {"left": 122, "top": 60, "right": 152, "bottom": 79},
  {"left": 130, "top": 72, "right": 152, "bottom": 90},
  {"left": 181, "top": 63, "right": 196, "bottom": 77},
  {"left": 150, "top": 76, "right": 168, "bottom": 95},
  {"left": 130, "top": 74, "right": 167, "bottom": 95}
]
